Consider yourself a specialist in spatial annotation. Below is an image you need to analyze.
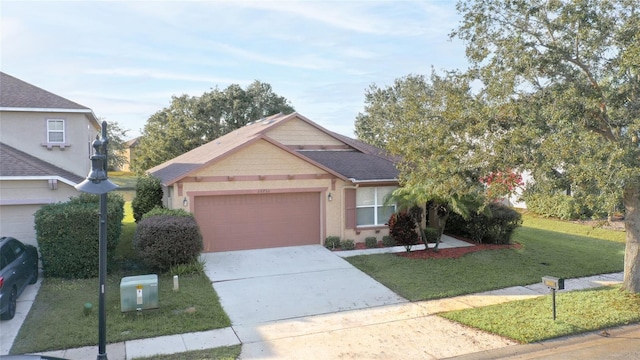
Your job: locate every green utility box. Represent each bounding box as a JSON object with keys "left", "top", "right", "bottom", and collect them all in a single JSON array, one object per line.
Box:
[{"left": 120, "top": 274, "right": 159, "bottom": 312}]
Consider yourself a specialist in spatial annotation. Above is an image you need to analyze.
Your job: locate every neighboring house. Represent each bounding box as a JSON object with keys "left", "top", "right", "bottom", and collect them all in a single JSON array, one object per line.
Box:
[
  {"left": 148, "top": 112, "right": 399, "bottom": 252},
  {"left": 0, "top": 72, "right": 100, "bottom": 246},
  {"left": 118, "top": 137, "right": 139, "bottom": 172}
]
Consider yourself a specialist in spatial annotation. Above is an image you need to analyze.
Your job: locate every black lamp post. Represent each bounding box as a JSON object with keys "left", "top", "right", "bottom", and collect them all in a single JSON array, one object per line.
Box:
[{"left": 75, "top": 121, "right": 118, "bottom": 360}]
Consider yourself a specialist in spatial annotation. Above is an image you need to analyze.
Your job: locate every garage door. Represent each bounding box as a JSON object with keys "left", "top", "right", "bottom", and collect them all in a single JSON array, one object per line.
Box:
[
  {"left": 0, "top": 204, "right": 42, "bottom": 247},
  {"left": 194, "top": 192, "right": 321, "bottom": 252}
]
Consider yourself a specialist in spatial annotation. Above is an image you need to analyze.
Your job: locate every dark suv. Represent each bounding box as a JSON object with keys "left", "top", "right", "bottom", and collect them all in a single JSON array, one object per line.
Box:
[{"left": 0, "top": 237, "right": 39, "bottom": 320}]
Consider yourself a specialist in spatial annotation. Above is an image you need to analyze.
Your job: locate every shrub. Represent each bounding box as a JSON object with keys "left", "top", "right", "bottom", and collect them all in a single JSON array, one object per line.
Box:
[
  {"left": 382, "top": 235, "right": 396, "bottom": 247},
  {"left": 522, "top": 191, "right": 614, "bottom": 220},
  {"left": 446, "top": 203, "right": 522, "bottom": 244},
  {"left": 388, "top": 212, "right": 419, "bottom": 252},
  {"left": 135, "top": 215, "right": 203, "bottom": 272},
  {"left": 35, "top": 193, "right": 124, "bottom": 278},
  {"left": 341, "top": 239, "right": 355, "bottom": 250},
  {"left": 142, "top": 207, "right": 192, "bottom": 220},
  {"left": 132, "top": 175, "right": 163, "bottom": 222},
  {"left": 423, "top": 227, "right": 439, "bottom": 244},
  {"left": 365, "top": 237, "right": 378, "bottom": 248},
  {"left": 169, "top": 257, "right": 205, "bottom": 276},
  {"left": 325, "top": 236, "right": 341, "bottom": 250}
]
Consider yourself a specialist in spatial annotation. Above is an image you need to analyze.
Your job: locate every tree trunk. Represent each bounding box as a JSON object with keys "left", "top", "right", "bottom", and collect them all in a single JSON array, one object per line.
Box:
[{"left": 623, "top": 183, "right": 640, "bottom": 293}]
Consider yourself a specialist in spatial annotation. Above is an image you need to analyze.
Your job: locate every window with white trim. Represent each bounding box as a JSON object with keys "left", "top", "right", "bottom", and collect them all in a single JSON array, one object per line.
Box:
[
  {"left": 47, "top": 119, "right": 65, "bottom": 143},
  {"left": 356, "top": 186, "right": 397, "bottom": 226}
]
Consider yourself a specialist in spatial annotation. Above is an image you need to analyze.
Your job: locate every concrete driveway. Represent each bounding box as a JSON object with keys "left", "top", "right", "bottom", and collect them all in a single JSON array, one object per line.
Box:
[{"left": 202, "top": 245, "right": 407, "bottom": 326}]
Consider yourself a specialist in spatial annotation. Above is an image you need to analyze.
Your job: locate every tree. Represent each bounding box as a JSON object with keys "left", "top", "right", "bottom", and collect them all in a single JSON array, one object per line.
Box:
[
  {"left": 385, "top": 185, "right": 481, "bottom": 251},
  {"left": 356, "top": 2, "right": 639, "bottom": 291},
  {"left": 85, "top": 119, "right": 129, "bottom": 171},
  {"left": 131, "top": 81, "right": 294, "bottom": 173},
  {"left": 105, "top": 120, "right": 129, "bottom": 171},
  {"left": 355, "top": 72, "right": 494, "bottom": 229},
  {"left": 452, "top": 0, "right": 640, "bottom": 292}
]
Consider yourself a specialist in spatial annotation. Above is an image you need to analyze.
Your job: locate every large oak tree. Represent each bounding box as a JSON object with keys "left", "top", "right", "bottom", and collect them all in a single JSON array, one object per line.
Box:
[
  {"left": 356, "top": 0, "right": 639, "bottom": 292},
  {"left": 453, "top": 0, "right": 639, "bottom": 292},
  {"left": 131, "top": 81, "right": 294, "bottom": 173}
]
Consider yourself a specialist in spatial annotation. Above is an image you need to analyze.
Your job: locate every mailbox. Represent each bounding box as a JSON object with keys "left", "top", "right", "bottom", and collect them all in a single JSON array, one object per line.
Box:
[
  {"left": 542, "top": 276, "right": 564, "bottom": 290},
  {"left": 120, "top": 274, "right": 159, "bottom": 312}
]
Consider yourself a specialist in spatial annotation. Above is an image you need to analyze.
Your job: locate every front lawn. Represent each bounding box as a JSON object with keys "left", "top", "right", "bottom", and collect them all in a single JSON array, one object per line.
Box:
[
  {"left": 346, "top": 213, "right": 626, "bottom": 301},
  {"left": 441, "top": 285, "right": 640, "bottom": 343},
  {"left": 12, "top": 273, "right": 229, "bottom": 354},
  {"left": 11, "top": 202, "right": 231, "bottom": 354},
  {"left": 109, "top": 171, "right": 137, "bottom": 189}
]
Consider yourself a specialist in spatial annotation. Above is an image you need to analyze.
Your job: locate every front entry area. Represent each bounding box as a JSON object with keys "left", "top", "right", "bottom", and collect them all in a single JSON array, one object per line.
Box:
[{"left": 194, "top": 191, "right": 321, "bottom": 252}]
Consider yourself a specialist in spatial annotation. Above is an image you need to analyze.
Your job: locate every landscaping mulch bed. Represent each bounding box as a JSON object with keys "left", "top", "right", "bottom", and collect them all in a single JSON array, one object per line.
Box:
[
  {"left": 397, "top": 242, "right": 522, "bottom": 260},
  {"left": 348, "top": 237, "right": 521, "bottom": 260}
]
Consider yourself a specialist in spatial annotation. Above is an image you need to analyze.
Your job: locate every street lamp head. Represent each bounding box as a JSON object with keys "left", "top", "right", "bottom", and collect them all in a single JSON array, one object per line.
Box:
[
  {"left": 76, "top": 177, "right": 118, "bottom": 194},
  {"left": 75, "top": 121, "right": 118, "bottom": 195}
]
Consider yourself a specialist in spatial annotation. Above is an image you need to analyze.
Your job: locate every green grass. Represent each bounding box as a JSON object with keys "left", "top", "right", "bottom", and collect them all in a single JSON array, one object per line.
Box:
[
  {"left": 346, "top": 213, "right": 626, "bottom": 301},
  {"left": 110, "top": 172, "right": 137, "bottom": 201},
  {"left": 109, "top": 172, "right": 137, "bottom": 189},
  {"left": 440, "top": 286, "right": 640, "bottom": 343},
  {"left": 132, "top": 345, "right": 241, "bottom": 360},
  {"left": 11, "top": 201, "right": 231, "bottom": 354},
  {"left": 521, "top": 213, "right": 626, "bottom": 243},
  {"left": 12, "top": 273, "right": 230, "bottom": 354}
]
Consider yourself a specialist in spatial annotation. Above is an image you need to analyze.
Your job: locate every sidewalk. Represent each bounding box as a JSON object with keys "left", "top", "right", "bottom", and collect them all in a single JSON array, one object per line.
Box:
[
  {"left": 20, "top": 272, "right": 624, "bottom": 360},
  {"left": 448, "top": 323, "right": 640, "bottom": 360}
]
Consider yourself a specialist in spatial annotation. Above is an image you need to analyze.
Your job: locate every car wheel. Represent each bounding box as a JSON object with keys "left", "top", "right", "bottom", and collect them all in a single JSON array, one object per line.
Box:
[
  {"left": 29, "top": 262, "right": 39, "bottom": 284},
  {"left": 1, "top": 287, "right": 17, "bottom": 320}
]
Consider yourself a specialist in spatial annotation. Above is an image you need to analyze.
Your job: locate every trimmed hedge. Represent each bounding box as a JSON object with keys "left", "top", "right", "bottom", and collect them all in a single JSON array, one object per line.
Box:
[
  {"left": 132, "top": 175, "right": 163, "bottom": 222},
  {"left": 523, "top": 193, "right": 603, "bottom": 220},
  {"left": 34, "top": 193, "right": 124, "bottom": 278},
  {"left": 325, "top": 236, "right": 341, "bottom": 250},
  {"left": 341, "top": 239, "right": 356, "bottom": 250},
  {"left": 382, "top": 235, "right": 396, "bottom": 247},
  {"left": 142, "top": 207, "right": 192, "bottom": 220},
  {"left": 446, "top": 203, "right": 522, "bottom": 244},
  {"left": 365, "top": 236, "right": 378, "bottom": 248},
  {"left": 423, "top": 227, "right": 439, "bottom": 244},
  {"left": 135, "top": 214, "right": 203, "bottom": 272}
]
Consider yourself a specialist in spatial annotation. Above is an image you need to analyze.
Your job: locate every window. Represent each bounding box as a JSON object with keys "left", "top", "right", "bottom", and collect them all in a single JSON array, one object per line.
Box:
[
  {"left": 47, "top": 119, "right": 65, "bottom": 143},
  {"left": 356, "top": 186, "right": 397, "bottom": 226},
  {"left": 0, "top": 240, "right": 23, "bottom": 269}
]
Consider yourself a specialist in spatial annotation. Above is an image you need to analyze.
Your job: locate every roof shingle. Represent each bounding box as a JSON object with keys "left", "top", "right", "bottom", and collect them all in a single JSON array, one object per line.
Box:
[
  {"left": 0, "top": 71, "right": 89, "bottom": 110},
  {"left": 0, "top": 142, "right": 84, "bottom": 184},
  {"left": 299, "top": 150, "right": 398, "bottom": 181},
  {"left": 148, "top": 112, "right": 399, "bottom": 184}
]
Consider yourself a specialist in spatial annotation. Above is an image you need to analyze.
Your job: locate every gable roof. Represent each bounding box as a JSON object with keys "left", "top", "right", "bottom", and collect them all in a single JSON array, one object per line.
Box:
[
  {"left": 126, "top": 137, "right": 140, "bottom": 148},
  {"left": 148, "top": 112, "right": 398, "bottom": 185},
  {"left": 0, "top": 142, "right": 84, "bottom": 185},
  {"left": 0, "top": 72, "right": 99, "bottom": 126},
  {"left": 299, "top": 151, "right": 398, "bottom": 182}
]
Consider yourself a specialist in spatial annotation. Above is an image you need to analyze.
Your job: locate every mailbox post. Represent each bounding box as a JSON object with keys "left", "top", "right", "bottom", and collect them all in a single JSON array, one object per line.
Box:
[{"left": 542, "top": 276, "right": 564, "bottom": 320}]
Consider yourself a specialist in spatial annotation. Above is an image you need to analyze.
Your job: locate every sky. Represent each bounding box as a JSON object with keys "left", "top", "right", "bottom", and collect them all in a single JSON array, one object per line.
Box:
[{"left": 1, "top": 0, "right": 469, "bottom": 139}]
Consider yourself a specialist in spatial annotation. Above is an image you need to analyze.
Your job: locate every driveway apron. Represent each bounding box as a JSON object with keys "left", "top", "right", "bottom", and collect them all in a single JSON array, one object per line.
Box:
[{"left": 202, "top": 245, "right": 407, "bottom": 326}]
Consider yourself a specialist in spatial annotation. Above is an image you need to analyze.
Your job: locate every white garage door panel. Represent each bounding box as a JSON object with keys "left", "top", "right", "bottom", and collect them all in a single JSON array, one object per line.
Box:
[{"left": 0, "top": 205, "right": 42, "bottom": 247}]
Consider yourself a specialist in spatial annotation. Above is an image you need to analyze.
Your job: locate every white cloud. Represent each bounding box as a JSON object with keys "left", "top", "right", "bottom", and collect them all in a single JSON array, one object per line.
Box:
[
  {"left": 1, "top": 0, "right": 469, "bottom": 139},
  {"left": 84, "top": 67, "right": 248, "bottom": 85}
]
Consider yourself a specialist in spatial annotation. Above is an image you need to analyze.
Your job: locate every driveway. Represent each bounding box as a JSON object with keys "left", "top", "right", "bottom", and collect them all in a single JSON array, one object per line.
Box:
[{"left": 202, "top": 245, "right": 407, "bottom": 325}]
